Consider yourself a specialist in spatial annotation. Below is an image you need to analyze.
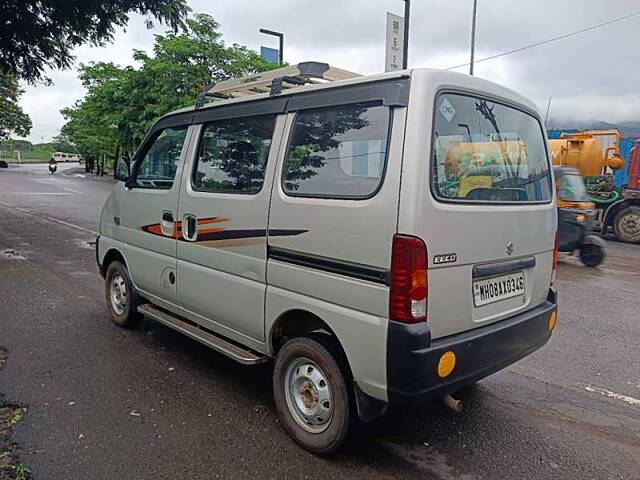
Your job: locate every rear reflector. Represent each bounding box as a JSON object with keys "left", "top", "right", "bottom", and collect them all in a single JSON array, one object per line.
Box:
[
  {"left": 389, "top": 235, "right": 428, "bottom": 323},
  {"left": 437, "top": 351, "right": 456, "bottom": 378}
]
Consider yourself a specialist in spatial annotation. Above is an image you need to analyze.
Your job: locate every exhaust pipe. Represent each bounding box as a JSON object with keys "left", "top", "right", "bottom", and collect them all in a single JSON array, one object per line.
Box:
[{"left": 443, "top": 394, "right": 463, "bottom": 413}]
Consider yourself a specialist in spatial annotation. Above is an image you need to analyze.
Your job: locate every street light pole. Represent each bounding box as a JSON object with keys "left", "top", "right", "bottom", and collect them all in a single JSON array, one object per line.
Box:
[
  {"left": 259, "top": 28, "right": 284, "bottom": 65},
  {"left": 403, "top": 0, "right": 410, "bottom": 69},
  {"left": 469, "top": 0, "right": 478, "bottom": 75}
]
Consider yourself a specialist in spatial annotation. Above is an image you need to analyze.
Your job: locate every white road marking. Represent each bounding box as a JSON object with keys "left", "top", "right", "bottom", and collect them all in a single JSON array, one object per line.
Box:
[
  {"left": 63, "top": 188, "right": 82, "bottom": 193},
  {"left": 0, "top": 202, "right": 97, "bottom": 235},
  {"left": 584, "top": 385, "right": 640, "bottom": 406},
  {"left": 7, "top": 192, "right": 73, "bottom": 195}
]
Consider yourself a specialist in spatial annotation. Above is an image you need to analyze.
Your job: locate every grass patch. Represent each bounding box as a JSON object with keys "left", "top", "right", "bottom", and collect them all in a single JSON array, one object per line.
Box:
[
  {"left": 0, "top": 407, "right": 27, "bottom": 437},
  {"left": 0, "top": 352, "right": 30, "bottom": 479},
  {"left": 0, "top": 456, "right": 30, "bottom": 480}
]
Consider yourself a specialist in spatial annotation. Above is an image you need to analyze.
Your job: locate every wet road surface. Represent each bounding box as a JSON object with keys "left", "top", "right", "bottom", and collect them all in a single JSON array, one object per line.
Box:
[{"left": 0, "top": 164, "right": 639, "bottom": 479}]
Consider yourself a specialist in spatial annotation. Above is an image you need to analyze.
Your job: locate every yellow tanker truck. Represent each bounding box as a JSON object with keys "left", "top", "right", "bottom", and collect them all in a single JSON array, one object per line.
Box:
[{"left": 549, "top": 130, "right": 640, "bottom": 243}]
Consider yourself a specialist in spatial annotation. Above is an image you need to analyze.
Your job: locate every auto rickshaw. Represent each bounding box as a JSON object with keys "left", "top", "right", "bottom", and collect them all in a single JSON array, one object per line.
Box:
[{"left": 554, "top": 166, "right": 606, "bottom": 267}]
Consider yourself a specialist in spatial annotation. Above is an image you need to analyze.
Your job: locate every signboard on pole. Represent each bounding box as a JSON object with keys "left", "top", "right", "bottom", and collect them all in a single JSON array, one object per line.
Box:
[
  {"left": 385, "top": 12, "right": 404, "bottom": 72},
  {"left": 261, "top": 46, "right": 280, "bottom": 64}
]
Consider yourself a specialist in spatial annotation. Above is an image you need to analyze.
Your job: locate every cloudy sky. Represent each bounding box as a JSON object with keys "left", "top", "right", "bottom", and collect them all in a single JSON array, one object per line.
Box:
[{"left": 20, "top": 0, "right": 640, "bottom": 142}]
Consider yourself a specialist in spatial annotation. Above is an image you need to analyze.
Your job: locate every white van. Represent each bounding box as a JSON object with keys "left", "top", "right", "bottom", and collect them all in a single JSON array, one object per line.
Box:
[
  {"left": 53, "top": 152, "right": 80, "bottom": 162},
  {"left": 97, "top": 63, "right": 558, "bottom": 453},
  {"left": 53, "top": 152, "right": 68, "bottom": 162}
]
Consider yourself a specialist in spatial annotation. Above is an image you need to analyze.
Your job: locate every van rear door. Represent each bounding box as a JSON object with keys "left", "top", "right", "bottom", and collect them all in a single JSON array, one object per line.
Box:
[{"left": 404, "top": 91, "right": 556, "bottom": 339}]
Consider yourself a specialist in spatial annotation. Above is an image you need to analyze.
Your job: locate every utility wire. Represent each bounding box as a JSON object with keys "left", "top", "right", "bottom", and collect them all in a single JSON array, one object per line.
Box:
[{"left": 447, "top": 9, "right": 640, "bottom": 71}]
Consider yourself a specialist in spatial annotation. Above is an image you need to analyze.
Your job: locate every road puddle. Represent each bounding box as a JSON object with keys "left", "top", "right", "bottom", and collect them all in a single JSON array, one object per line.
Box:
[{"left": 0, "top": 249, "right": 26, "bottom": 260}]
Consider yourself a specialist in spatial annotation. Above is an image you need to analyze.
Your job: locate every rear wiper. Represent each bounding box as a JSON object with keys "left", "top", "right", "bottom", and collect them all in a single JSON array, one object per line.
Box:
[{"left": 507, "top": 170, "right": 549, "bottom": 187}]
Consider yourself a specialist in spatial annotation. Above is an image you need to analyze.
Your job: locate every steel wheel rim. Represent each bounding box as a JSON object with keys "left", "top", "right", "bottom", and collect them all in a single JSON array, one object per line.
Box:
[
  {"left": 620, "top": 212, "right": 640, "bottom": 236},
  {"left": 109, "top": 273, "right": 127, "bottom": 315},
  {"left": 284, "top": 357, "right": 333, "bottom": 433}
]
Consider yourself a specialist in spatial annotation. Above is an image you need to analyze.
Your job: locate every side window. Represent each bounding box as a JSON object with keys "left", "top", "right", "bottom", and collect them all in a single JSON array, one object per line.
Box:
[
  {"left": 136, "top": 126, "right": 188, "bottom": 189},
  {"left": 283, "top": 103, "right": 391, "bottom": 198},
  {"left": 192, "top": 114, "right": 276, "bottom": 194}
]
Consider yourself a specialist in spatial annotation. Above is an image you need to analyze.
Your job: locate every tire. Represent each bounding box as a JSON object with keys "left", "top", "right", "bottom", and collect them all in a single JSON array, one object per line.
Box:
[
  {"left": 104, "top": 260, "right": 143, "bottom": 328},
  {"left": 613, "top": 206, "right": 640, "bottom": 243},
  {"left": 579, "top": 243, "right": 604, "bottom": 267},
  {"left": 273, "top": 336, "right": 354, "bottom": 454}
]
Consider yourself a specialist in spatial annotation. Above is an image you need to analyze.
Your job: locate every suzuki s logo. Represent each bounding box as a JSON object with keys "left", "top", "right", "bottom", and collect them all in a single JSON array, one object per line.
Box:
[
  {"left": 433, "top": 253, "right": 457, "bottom": 265},
  {"left": 506, "top": 242, "right": 514, "bottom": 256}
]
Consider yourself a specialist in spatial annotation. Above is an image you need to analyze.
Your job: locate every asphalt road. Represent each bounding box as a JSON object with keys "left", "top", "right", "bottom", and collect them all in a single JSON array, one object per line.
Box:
[{"left": 0, "top": 163, "right": 639, "bottom": 479}]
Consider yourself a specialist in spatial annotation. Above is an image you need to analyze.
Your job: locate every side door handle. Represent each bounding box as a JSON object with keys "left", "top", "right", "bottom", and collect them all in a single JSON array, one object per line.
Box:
[
  {"left": 182, "top": 214, "right": 197, "bottom": 242},
  {"left": 160, "top": 211, "right": 175, "bottom": 236}
]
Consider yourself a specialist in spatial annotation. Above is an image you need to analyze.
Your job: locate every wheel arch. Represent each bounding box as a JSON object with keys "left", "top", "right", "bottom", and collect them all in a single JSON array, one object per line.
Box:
[
  {"left": 269, "top": 310, "right": 352, "bottom": 375},
  {"left": 270, "top": 310, "right": 339, "bottom": 350},
  {"left": 100, "top": 248, "right": 128, "bottom": 278}
]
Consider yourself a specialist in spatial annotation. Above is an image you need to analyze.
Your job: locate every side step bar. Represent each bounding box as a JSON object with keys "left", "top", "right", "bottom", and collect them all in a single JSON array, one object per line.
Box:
[{"left": 138, "top": 304, "right": 268, "bottom": 365}]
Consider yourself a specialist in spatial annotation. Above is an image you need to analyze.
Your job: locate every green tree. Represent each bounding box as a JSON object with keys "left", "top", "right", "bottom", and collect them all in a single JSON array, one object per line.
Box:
[
  {"left": 51, "top": 133, "right": 78, "bottom": 153},
  {"left": 61, "top": 62, "right": 125, "bottom": 158},
  {"left": 0, "top": 72, "right": 32, "bottom": 140},
  {"left": 0, "top": 0, "right": 190, "bottom": 84},
  {"left": 61, "top": 14, "right": 278, "bottom": 158}
]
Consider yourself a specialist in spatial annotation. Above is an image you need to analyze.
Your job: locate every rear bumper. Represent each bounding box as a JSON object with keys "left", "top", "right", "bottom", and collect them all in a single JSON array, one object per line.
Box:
[{"left": 386, "top": 288, "right": 557, "bottom": 403}]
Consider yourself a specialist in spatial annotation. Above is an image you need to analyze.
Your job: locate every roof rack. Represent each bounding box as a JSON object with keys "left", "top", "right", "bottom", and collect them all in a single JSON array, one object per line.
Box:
[{"left": 195, "top": 61, "right": 361, "bottom": 108}]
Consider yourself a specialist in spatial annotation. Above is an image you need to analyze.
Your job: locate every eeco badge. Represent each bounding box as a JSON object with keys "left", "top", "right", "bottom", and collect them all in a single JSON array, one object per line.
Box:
[{"left": 433, "top": 253, "right": 457, "bottom": 265}]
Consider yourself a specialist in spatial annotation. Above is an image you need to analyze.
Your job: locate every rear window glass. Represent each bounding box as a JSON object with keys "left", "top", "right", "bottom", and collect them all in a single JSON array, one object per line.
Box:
[
  {"left": 431, "top": 93, "right": 552, "bottom": 203},
  {"left": 283, "top": 103, "right": 390, "bottom": 198}
]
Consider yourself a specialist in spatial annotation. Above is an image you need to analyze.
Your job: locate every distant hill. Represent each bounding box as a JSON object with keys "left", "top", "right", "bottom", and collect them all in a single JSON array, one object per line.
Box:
[{"left": 547, "top": 120, "right": 640, "bottom": 137}]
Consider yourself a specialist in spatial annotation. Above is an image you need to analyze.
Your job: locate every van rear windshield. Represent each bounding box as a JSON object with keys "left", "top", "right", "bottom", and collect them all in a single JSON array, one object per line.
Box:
[{"left": 431, "top": 93, "right": 552, "bottom": 203}]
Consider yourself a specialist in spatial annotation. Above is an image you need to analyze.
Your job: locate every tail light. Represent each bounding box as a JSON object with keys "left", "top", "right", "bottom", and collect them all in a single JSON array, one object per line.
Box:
[
  {"left": 551, "top": 230, "right": 559, "bottom": 285},
  {"left": 389, "top": 235, "right": 428, "bottom": 323}
]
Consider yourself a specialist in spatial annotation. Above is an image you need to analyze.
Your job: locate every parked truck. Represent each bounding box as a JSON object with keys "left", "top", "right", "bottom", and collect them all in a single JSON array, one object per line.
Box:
[{"left": 549, "top": 130, "right": 640, "bottom": 243}]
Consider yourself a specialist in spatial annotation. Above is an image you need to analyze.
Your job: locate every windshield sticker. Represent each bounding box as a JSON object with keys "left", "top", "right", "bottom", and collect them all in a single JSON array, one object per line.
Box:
[{"left": 439, "top": 97, "right": 456, "bottom": 122}]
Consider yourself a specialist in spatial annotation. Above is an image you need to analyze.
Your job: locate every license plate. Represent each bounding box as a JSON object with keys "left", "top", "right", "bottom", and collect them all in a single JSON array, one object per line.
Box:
[{"left": 473, "top": 271, "right": 525, "bottom": 307}]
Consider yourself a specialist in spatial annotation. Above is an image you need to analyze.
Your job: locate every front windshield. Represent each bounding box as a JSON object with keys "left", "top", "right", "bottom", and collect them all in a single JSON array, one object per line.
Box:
[
  {"left": 431, "top": 93, "right": 553, "bottom": 203},
  {"left": 558, "top": 174, "right": 589, "bottom": 202}
]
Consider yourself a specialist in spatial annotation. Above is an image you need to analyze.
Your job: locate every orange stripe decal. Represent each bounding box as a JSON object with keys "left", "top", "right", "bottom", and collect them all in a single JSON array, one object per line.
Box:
[{"left": 198, "top": 217, "right": 230, "bottom": 225}]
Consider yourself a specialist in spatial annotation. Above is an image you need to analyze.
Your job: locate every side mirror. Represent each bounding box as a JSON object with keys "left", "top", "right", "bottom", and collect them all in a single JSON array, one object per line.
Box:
[{"left": 114, "top": 155, "right": 131, "bottom": 183}]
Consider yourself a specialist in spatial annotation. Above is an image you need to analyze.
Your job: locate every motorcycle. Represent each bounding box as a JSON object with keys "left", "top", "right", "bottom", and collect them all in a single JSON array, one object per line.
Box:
[{"left": 48, "top": 160, "right": 57, "bottom": 174}]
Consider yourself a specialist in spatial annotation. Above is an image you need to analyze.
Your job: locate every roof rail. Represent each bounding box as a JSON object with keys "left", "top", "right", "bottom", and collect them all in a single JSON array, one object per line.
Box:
[{"left": 195, "top": 62, "right": 361, "bottom": 108}]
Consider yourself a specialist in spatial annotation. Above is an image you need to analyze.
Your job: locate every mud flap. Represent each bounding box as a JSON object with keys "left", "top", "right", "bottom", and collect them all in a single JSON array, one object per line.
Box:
[{"left": 354, "top": 383, "right": 388, "bottom": 423}]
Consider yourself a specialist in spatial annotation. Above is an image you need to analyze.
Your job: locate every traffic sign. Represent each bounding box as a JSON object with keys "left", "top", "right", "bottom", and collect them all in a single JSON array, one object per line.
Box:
[{"left": 385, "top": 12, "right": 404, "bottom": 72}]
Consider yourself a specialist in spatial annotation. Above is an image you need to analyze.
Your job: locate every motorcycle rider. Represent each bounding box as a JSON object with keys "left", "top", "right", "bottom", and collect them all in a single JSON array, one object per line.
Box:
[{"left": 48, "top": 156, "right": 58, "bottom": 174}]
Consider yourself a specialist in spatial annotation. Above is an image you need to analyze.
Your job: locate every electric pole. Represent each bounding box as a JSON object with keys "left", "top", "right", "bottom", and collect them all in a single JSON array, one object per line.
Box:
[{"left": 544, "top": 96, "right": 552, "bottom": 127}]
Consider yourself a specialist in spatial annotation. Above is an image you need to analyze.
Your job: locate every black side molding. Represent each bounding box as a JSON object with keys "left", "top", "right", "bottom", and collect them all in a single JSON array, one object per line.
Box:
[
  {"left": 472, "top": 256, "right": 536, "bottom": 279},
  {"left": 268, "top": 246, "right": 389, "bottom": 285},
  {"left": 95, "top": 235, "right": 102, "bottom": 275}
]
